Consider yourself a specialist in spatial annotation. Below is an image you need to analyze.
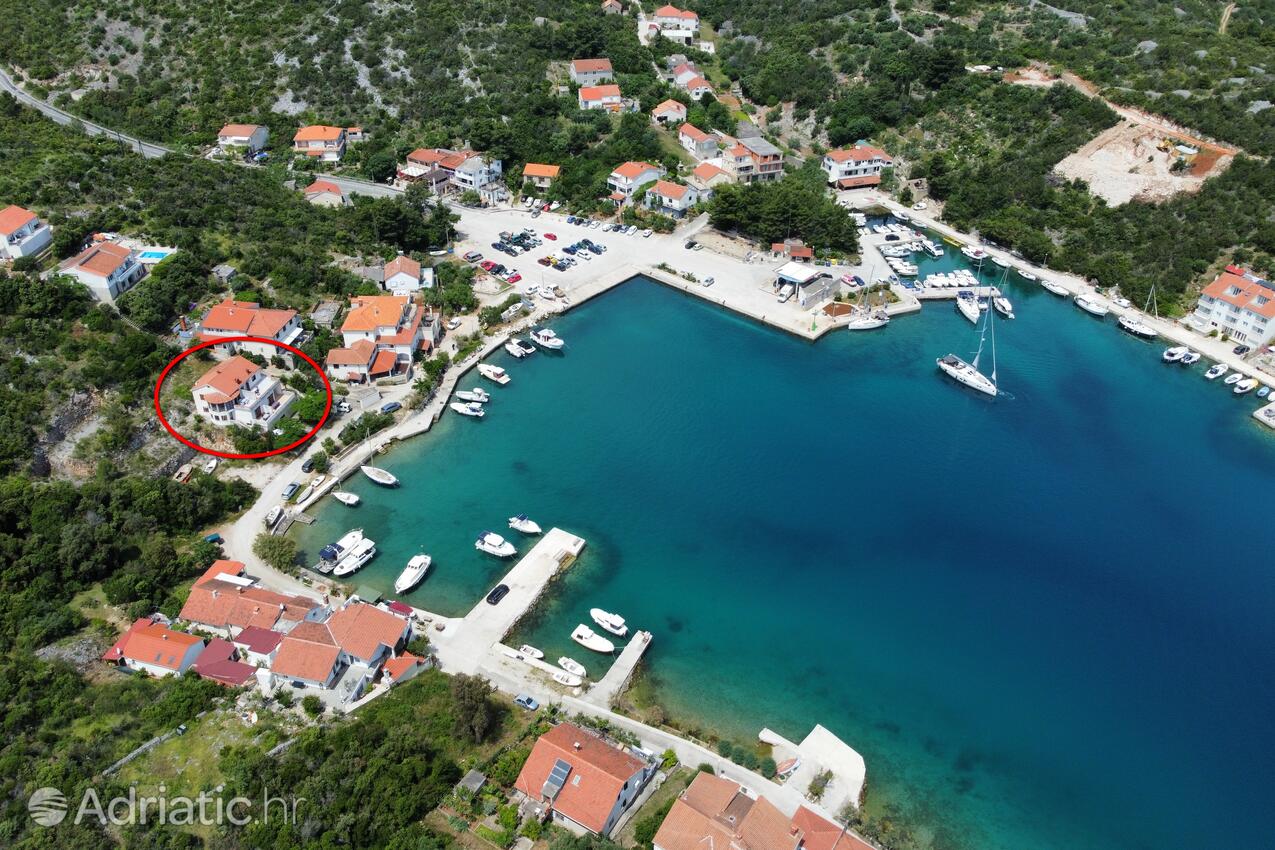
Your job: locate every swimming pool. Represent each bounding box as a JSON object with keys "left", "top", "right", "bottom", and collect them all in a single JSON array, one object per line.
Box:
[{"left": 138, "top": 248, "right": 175, "bottom": 263}]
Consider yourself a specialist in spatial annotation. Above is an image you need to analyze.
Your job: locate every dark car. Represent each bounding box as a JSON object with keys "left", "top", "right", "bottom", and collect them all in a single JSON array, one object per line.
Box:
[
  {"left": 563, "top": 245, "right": 577, "bottom": 255},
  {"left": 566, "top": 215, "right": 577, "bottom": 225},
  {"left": 301, "top": 457, "right": 316, "bottom": 473},
  {"left": 486, "top": 584, "right": 510, "bottom": 605},
  {"left": 588, "top": 244, "right": 603, "bottom": 254},
  {"left": 380, "top": 401, "right": 402, "bottom": 414},
  {"left": 537, "top": 256, "right": 552, "bottom": 266},
  {"left": 1233, "top": 344, "right": 1251, "bottom": 355},
  {"left": 684, "top": 239, "right": 697, "bottom": 249}
]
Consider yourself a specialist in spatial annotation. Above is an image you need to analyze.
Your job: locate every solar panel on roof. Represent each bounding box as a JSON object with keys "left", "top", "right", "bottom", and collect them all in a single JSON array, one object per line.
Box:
[{"left": 541, "top": 758, "right": 572, "bottom": 800}]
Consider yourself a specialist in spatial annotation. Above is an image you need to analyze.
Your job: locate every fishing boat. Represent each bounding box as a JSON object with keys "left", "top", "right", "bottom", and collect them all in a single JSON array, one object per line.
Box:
[
  {"left": 993, "top": 296, "right": 1015, "bottom": 319},
  {"left": 508, "top": 514, "right": 542, "bottom": 534},
  {"left": 450, "top": 401, "right": 485, "bottom": 418},
  {"left": 321, "top": 528, "right": 364, "bottom": 562},
  {"left": 203, "top": 457, "right": 218, "bottom": 474},
  {"left": 1179, "top": 350, "right": 1201, "bottom": 365},
  {"left": 531, "top": 328, "right": 565, "bottom": 350},
  {"left": 1041, "top": 279, "right": 1069, "bottom": 296},
  {"left": 173, "top": 463, "right": 193, "bottom": 483},
  {"left": 264, "top": 505, "right": 283, "bottom": 528},
  {"left": 475, "top": 531, "right": 516, "bottom": 557},
  {"left": 332, "top": 491, "right": 360, "bottom": 506},
  {"left": 394, "top": 553, "right": 432, "bottom": 594},
  {"left": 845, "top": 309, "right": 889, "bottom": 331},
  {"left": 558, "top": 657, "right": 587, "bottom": 677},
  {"left": 961, "top": 245, "right": 988, "bottom": 263},
  {"left": 590, "top": 608, "right": 628, "bottom": 637},
  {"left": 1118, "top": 315, "right": 1157, "bottom": 338},
  {"left": 477, "top": 364, "right": 511, "bottom": 385},
  {"left": 1234, "top": 378, "right": 1259, "bottom": 395},
  {"left": 455, "top": 388, "right": 490, "bottom": 403},
  {"left": 553, "top": 670, "right": 583, "bottom": 688},
  {"left": 333, "top": 537, "right": 376, "bottom": 577},
  {"left": 1162, "top": 346, "right": 1188, "bottom": 363},
  {"left": 518, "top": 644, "right": 544, "bottom": 660},
  {"left": 1017, "top": 268, "right": 1038, "bottom": 281},
  {"left": 360, "top": 465, "right": 398, "bottom": 486},
  {"left": 1224, "top": 372, "right": 1244, "bottom": 386},
  {"left": 571, "top": 624, "right": 616, "bottom": 654},
  {"left": 1074, "top": 296, "right": 1109, "bottom": 317},
  {"left": 956, "top": 292, "right": 981, "bottom": 324}
]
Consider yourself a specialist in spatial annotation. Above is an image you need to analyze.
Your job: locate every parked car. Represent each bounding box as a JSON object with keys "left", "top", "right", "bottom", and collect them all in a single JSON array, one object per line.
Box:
[
  {"left": 480, "top": 260, "right": 496, "bottom": 271},
  {"left": 301, "top": 457, "right": 316, "bottom": 473},
  {"left": 490, "top": 241, "right": 504, "bottom": 251},
  {"left": 380, "top": 401, "right": 402, "bottom": 414},
  {"left": 537, "top": 256, "right": 552, "bottom": 266},
  {"left": 337, "top": 401, "right": 352, "bottom": 413},
  {"left": 642, "top": 229, "right": 653, "bottom": 237},
  {"left": 507, "top": 273, "right": 522, "bottom": 284},
  {"left": 514, "top": 694, "right": 539, "bottom": 711},
  {"left": 462, "top": 250, "right": 481, "bottom": 262},
  {"left": 1233, "top": 344, "right": 1251, "bottom": 355},
  {"left": 589, "top": 220, "right": 601, "bottom": 229},
  {"left": 486, "top": 584, "right": 510, "bottom": 605},
  {"left": 531, "top": 209, "right": 541, "bottom": 218},
  {"left": 563, "top": 245, "right": 577, "bottom": 255},
  {"left": 566, "top": 216, "right": 577, "bottom": 225},
  {"left": 684, "top": 239, "right": 697, "bottom": 249},
  {"left": 282, "top": 482, "right": 300, "bottom": 500},
  {"left": 446, "top": 318, "right": 462, "bottom": 330},
  {"left": 544, "top": 232, "right": 557, "bottom": 240}
]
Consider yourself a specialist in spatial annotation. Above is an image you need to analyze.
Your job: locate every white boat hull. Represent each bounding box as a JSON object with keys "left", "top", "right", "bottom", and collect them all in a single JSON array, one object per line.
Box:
[
  {"left": 993, "top": 297, "right": 1015, "bottom": 319},
  {"left": 553, "top": 671, "right": 583, "bottom": 688},
  {"left": 394, "top": 555, "right": 432, "bottom": 594},
  {"left": 1074, "top": 297, "right": 1109, "bottom": 317},
  {"left": 1119, "top": 316, "right": 1157, "bottom": 338},
  {"left": 450, "top": 402, "right": 485, "bottom": 418},
  {"left": 590, "top": 608, "right": 628, "bottom": 637},
  {"left": 937, "top": 354, "right": 997, "bottom": 397},
  {"left": 571, "top": 624, "right": 616, "bottom": 653},
  {"left": 957, "top": 297, "right": 981, "bottom": 324},
  {"left": 360, "top": 465, "right": 399, "bottom": 487},
  {"left": 476, "top": 533, "right": 516, "bottom": 557},
  {"left": 334, "top": 539, "right": 376, "bottom": 577},
  {"left": 332, "top": 491, "right": 360, "bottom": 506},
  {"left": 477, "top": 364, "right": 510, "bottom": 385},
  {"left": 518, "top": 644, "right": 544, "bottom": 660},
  {"left": 1041, "top": 280, "right": 1069, "bottom": 296},
  {"left": 558, "top": 657, "right": 586, "bottom": 677},
  {"left": 508, "top": 516, "right": 542, "bottom": 534}
]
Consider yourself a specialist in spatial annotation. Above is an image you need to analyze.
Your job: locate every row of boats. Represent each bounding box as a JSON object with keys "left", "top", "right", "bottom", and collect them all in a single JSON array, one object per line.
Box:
[
  {"left": 452, "top": 328, "right": 565, "bottom": 419},
  {"left": 1195, "top": 356, "right": 1268, "bottom": 395},
  {"left": 513, "top": 608, "right": 630, "bottom": 689},
  {"left": 504, "top": 328, "right": 565, "bottom": 359}
]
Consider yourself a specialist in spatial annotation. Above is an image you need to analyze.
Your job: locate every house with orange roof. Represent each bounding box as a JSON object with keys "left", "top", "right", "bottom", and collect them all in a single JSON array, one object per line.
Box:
[
  {"left": 292, "top": 125, "right": 347, "bottom": 161},
  {"left": 677, "top": 123, "right": 717, "bottom": 160},
  {"left": 569, "top": 58, "right": 614, "bottom": 86},
  {"left": 687, "top": 162, "right": 733, "bottom": 198},
  {"left": 179, "top": 559, "right": 321, "bottom": 637},
  {"left": 325, "top": 294, "right": 432, "bottom": 383},
  {"left": 514, "top": 722, "right": 657, "bottom": 836},
  {"left": 0, "top": 204, "right": 52, "bottom": 259},
  {"left": 270, "top": 620, "right": 345, "bottom": 688},
  {"left": 325, "top": 602, "right": 411, "bottom": 666},
  {"left": 579, "top": 84, "right": 625, "bottom": 112},
  {"left": 602, "top": 0, "right": 623, "bottom": 14},
  {"left": 397, "top": 147, "right": 505, "bottom": 201},
  {"left": 382, "top": 652, "right": 429, "bottom": 686},
  {"left": 645, "top": 180, "right": 699, "bottom": 218},
  {"left": 523, "top": 163, "right": 562, "bottom": 190},
  {"left": 217, "top": 123, "right": 268, "bottom": 154},
  {"left": 822, "top": 144, "right": 894, "bottom": 188},
  {"left": 102, "top": 618, "right": 206, "bottom": 678},
  {"left": 607, "top": 161, "right": 666, "bottom": 202},
  {"left": 191, "top": 355, "right": 294, "bottom": 428},
  {"left": 651, "top": 99, "right": 687, "bottom": 126},
  {"left": 1190, "top": 266, "right": 1275, "bottom": 345},
  {"left": 651, "top": 4, "right": 699, "bottom": 43},
  {"left": 59, "top": 239, "right": 145, "bottom": 301},
  {"left": 384, "top": 254, "right": 435, "bottom": 296},
  {"left": 199, "top": 297, "right": 302, "bottom": 358},
  {"left": 303, "top": 179, "right": 347, "bottom": 207},
  {"left": 231, "top": 625, "right": 283, "bottom": 666}
]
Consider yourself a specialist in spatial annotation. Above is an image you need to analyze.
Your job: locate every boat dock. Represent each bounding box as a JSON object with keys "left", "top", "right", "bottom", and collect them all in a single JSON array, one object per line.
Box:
[
  {"left": 271, "top": 510, "right": 315, "bottom": 536},
  {"left": 915, "top": 284, "right": 1002, "bottom": 300},
  {"left": 1253, "top": 402, "right": 1275, "bottom": 430},
  {"left": 583, "top": 629, "right": 653, "bottom": 707}
]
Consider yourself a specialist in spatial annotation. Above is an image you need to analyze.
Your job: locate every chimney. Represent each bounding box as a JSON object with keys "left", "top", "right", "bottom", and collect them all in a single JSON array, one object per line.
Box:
[
  {"left": 574, "top": 742, "right": 582, "bottom": 750},
  {"left": 212, "top": 589, "right": 219, "bottom": 599}
]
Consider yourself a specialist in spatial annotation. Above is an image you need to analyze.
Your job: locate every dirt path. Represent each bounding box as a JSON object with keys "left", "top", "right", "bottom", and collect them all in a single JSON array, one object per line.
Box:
[{"left": 1219, "top": 2, "right": 1236, "bottom": 34}]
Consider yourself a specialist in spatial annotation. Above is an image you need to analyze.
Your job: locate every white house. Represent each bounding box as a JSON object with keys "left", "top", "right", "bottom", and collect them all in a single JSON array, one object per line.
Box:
[
  {"left": 568, "top": 58, "right": 614, "bottom": 86},
  {"left": 325, "top": 295, "right": 434, "bottom": 382},
  {"left": 102, "top": 619, "right": 206, "bottom": 678},
  {"left": 199, "top": 298, "right": 302, "bottom": 358},
  {"left": 1190, "top": 266, "right": 1275, "bottom": 346},
  {"left": 645, "top": 180, "right": 699, "bottom": 218},
  {"left": 678, "top": 123, "right": 717, "bottom": 160},
  {"left": 606, "top": 161, "right": 666, "bottom": 204},
  {"left": 303, "top": 179, "right": 347, "bottom": 207},
  {"left": 578, "top": 84, "right": 625, "bottom": 112},
  {"left": 292, "top": 125, "right": 347, "bottom": 161},
  {"left": 822, "top": 144, "right": 894, "bottom": 188},
  {"left": 451, "top": 153, "right": 506, "bottom": 203},
  {"left": 651, "top": 99, "right": 687, "bottom": 126},
  {"left": 384, "top": 255, "right": 435, "bottom": 295},
  {"left": 0, "top": 204, "right": 52, "bottom": 259},
  {"left": 651, "top": 4, "right": 699, "bottom": 43},
  {"left": 59, "top": 240, "right": 145, "bottom": 301},
  {"left": 217, "top": 123, "right": 269, "bottom": 154},
  {"left": 191, "top": 355, "right": 294, "bottom": 428}
]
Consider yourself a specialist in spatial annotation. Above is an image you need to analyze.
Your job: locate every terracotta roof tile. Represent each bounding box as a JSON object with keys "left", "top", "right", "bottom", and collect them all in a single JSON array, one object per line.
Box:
[
  {"left": 325, "top": 338, "right": 377, "bottom": 367},
  {"left": 384, "top": 255, "right": 422, "bottom": 280},
  {"left": 192, "top": 638, "right": 256, "bottom": 686},
  {"left": 201, "top": 298, "right": 297, "bottom": 339},
  {"left": 1202, "top": 270, "right": 1275, "bottom": 319},
  {"left": 0, "top": 204, "right": 38, "bottom": 236},
  {"left": 341, "top": 295, "right": 408, "bottom": 333},
  {"left": 571, "top": 58, "right": 613, "bottom": 73},
  {"left": 651, "top": 179, "right": 690, "bottom": 200},
  {"left": 612, "top": 161, "right": 658, "bottom": 180},
  {"left": 327, "top": 603, "right": 408, "bottom": 661},
  {"left": 271, "top": 624, "right": 342, "bottom": 684},
  {"left": 580, "top": 84, "right": 622, "bottom": 101},
  {"left": 193, "top": 355, "right": 260, "bottom": 399},
  {"left": 65, "top": 241, "right": 132, "bottom": 279},
  {"left": 826, "top": 145, "right": 891, "bottom": 163},
  {"left": 111, "top": 622, "right": 204, "bottom": 671},
  {"left": 232, "top": 626, "right": 283, "bottom": 655},
  {"left": 523, "top": 163, "right": 561, "bottom": 179},
  {"left": 678, "top": 123, "right": 711, "bottom": 142},
  {"left": 514, "top": 722, "right": 648, "bottom": 833},
  {"left": 219, "top": 123, "right": 263, "bottom": 138},
  {"left": 294, "top": 125, "right": 344, "bottom": 142}
]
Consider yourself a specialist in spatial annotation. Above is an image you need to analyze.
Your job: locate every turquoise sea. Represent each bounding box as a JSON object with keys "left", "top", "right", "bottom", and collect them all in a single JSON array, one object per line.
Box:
[{"left": 297, "top": 249, "right": 1275, "bottom": 850}]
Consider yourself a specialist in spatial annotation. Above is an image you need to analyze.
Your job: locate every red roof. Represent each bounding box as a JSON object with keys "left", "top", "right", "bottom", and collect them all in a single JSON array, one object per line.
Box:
[
  {"left": 652, "top": 99, "right": 687, "bottom": 116},
  {"left": 523, "top": 163, "right": 561, "bottom": 179},
  {"left": 369, "top": 349, "right": 398, "bottom": 375},
  {"left": 232, "top": 625, "right": 283, "bottom": 655},
  {"left": 325, "top": 338, "right": 377, "bottom": 368},
  {"left": 201, "top": 298, "right": 297, "bottom": 339},
  {"left": 611, "top": 161, "right": 659, "bottom": 180},
  {"left": 826, "top": 144, "right": 891, "bottom": 163},
  {"left": 1201, "top": 269, "right": 1275, "bottom": 319},
  {"left": 105, "top": 621, "right": 204, "bottom": 671},
  {"left": 0, "top": 204, "right": 38, "bottom": 236},
  {"left": 294, "top": 125, "right": 344, "bottom": 142},
  {"left": 651, "top": 179, "right": 690, "bottom": 200},
  {"left": 179, "top": 577, "right": 319, "bottom": 632},
  {"left": 790, "top": 806, "right": 875, "bottom": 850},
  {"left": 692, "top": 162, "right": 727, "bottom": 182},
  {"left": 271, "top": 622, "right": 342, "bottom": 684},
  {"left": 655, "top": 4, "right": 698, "bottom": 19},
  {"left": 580, "top": 84, "right": 622, "bottom": 101},
  {"left": 678, "top": 123, "right": 711, "bottom": 143},
  {"left": 384, "top": 255, "right": 422, "bottom": 280},
  {"left": 219, "top": 123, "right": 262, "bottom": 138},
  {"left": 836, "top": 175, "right": 882, "bottom": 189},
  {"left": 571, "top": 58, "right": 613, "bottom": 74},
  {"left": 652, "top": 773, "right": 799, "bottom": 850},
  {"left": 305, "top": 179, "right": 343, "bottom": 197},
  {"left": 64, "top": 241, "right": 133, "bottom": 279},
  {"left": 327, "top": 602, "right": 408, "bottom": 661},
  {"left": 514, "top": 722, "right": 648, "bottom": 834},
  {"left": 192, "top": 638, "right": 256, "bottom": 686},
  {"left": 382, "top": 652, "right": 426, "bottom": 683}
]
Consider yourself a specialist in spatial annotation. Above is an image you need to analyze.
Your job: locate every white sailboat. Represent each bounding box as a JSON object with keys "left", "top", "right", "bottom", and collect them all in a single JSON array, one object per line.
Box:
[
  {"left": 590, "top": 608, "right": 628, "bottom": 637},
  {"left": 477, "top": 364, "right": 511, "bottom": 385},
  {"left": 558, "top": 657, "right": 586, "bottom": 677},
  {"left": 1118, "top": 286, "right": 1159, "bottom": 338},
  {"left": 845, "top": 308, "right": 889, "bottom": 331},
  {"left": 993, "top": 296, "right": 1015, "bottom": 319},
  {"left": 333, "top": 537, "right": 376, "bottom": 577},
  {"left": 394, "top": 553, "right": 432, "bottom": 594},
  {"left": 508, "top": 514, "right": 542, "bottom": 534},
  {"left": 475, "top": 532, "right": 516, "bottom": 557},
  {"left": 938, "top": 273, "right": 1001, "bottom": 398},
  {"left": 332, "top": 491, "right": 360, "bottom": 506},
  {"left": 571, "top": 624, "right": 616, "bottom": 653},
  {"left": 956, "top": 292, "right": 981, "bottom": 324},
  {"left": 360, "top": 465, "right": 399, "bottom": 486}
]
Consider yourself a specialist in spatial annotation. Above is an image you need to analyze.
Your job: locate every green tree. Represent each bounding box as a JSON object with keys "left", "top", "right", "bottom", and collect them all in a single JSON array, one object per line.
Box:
[{"left": 253, "top": 533, "right": 298, "bottom": 572}]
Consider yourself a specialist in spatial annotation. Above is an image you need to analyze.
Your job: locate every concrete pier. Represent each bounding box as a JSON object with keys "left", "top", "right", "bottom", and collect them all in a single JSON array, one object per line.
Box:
[
  {"left": 1253, "top": 401, "right": 1275, "bottom": 430},
  {"left": 583, "top": 629, "right": 653, "bottom": 707}
]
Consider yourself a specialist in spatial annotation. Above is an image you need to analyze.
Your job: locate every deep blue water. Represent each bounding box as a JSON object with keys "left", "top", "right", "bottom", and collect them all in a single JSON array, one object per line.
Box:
[{"left": 297, "top": 263, "right": 1275, "bottom": 850}]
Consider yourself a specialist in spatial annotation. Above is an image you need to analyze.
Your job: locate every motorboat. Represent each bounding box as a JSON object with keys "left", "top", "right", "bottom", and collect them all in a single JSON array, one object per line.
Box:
[
  {"left": 508, "top": 514, "right": 542, "bottom": 534},
  {"left": 937, "top": 354, "right": 997, "bottom": 397},
  {"left": 394, "top": 553, "right": 432, "bottom": 594},
  {"left": 1041, "top": 279, "right": 1069, "bottom": 296},
  {"left": 518, "top": 644, "right": 544, "bottom": 659},
  {"left": 478, "top": 364, "right": 511, "bottom": 385},
  {"left": 1017, "top": 268, "right": 1037, "bottom": 281},
  {"left": 571, "top": 624, "right": 616, "bottom": 653},
  {"left": 511, "top": 338, "right": 537, "bottom": 356},
  {"left": 296, "top": 485, "right": 314, "bottom": 504},
  {"left": 475, "top": 531, "right": 516, "bottom": 557},
  {"left": 553, "top": 670, "right": 583, "bottom": 688},
  {"left": 455, "top": 388, "right": 490, "bottom": 403},
  {"left": 960, "top": 245, "right": 988, "bottom": 263},
  {"left": 321, "top": 528, "right": 364, "bottom": 562},
  {"left": 173, "top": 463, "right": 193, "bottom": 483},
  {"left": 1074, "top": 296, "right": 1109, "bottom": 317},
  {"left": 1162, "top": 346, "right": 1188, "bottom": 363},
  {"left": 332, "top": 491, "right": 360, "bottom": 506},
  {"left": 203, "top": 457, "right": 218, "bottom": 474},
  {"left": 558, "top": 657, "right": 587, "bottom": 677},
  {"left": 1117, "top": 314, "right": 1157, "bottom": 338},
  {"left": 956, "top": 293, "right": 981, "bottom": 324},
  {"left": 1234, "top": 378, "right": 1259, "bottom": 395},
  {"left": 360, "top": 465, "right": 399, "bottom": 487},
  {"left": 845, "top": 309, "right": 889, "bottom": 331},
  {"left": 993, "top": 296, "right": 1015, "bottom": 319},
  {"left": 1224, "top": 372, "right": 1244, "bottom": 386},
  {"left": 991, "top": 255, "right": 1010, "bottom": 268},
  {"left": 504, "top": 339, "right": 531, "bottom": 358},
  {"left": 264, "top": 505, "right": 283, "bottom": 528},
  {"left": 590, "top": 608, "right": 628, "bottom": 637},
  {"left": 1258, "top": 386, "right": 1271, "bottom": 398},
  {"left": 1205, "top": 363, "right": 1229, "bottom": 380},
  {"left": 450, "top": 401, "right": 485, "bottom": 418},
  {"left": 311, "top": 475, "right": 326, "bottom": 489},
  {"left": 1179, "top": 350, "right": 1201, "bottom": 365},
  {"left": 333, "top": 537, "right": 376, "bottom": 577},
  {"left": 531, "top": 328, "right": 565, "bottom": 349}
]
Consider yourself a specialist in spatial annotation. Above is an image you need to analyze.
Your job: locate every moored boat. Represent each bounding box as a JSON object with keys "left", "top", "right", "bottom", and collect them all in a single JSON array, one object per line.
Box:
[
  {"left": 394, "top": 553, "right": 432, "bottom": 594},
  {"left": 991, "top": 254, "right": 1010, "bottom": 268},
  {"left": 361, "top": 465, "right": 399, "bottom": 486},
  {"left": 531, "top": 328, "right": 565, "bottom": 349},
  {"left": 450, "top": 401, "right": 485, "bottom": 418},
  {"left": 321, "top": 528, "right": 364, "bottom": 562},
  {"left": 1258, "top": 386, "right": 1271, "bottom": 398},
  {"left": 558, "top": 657, "right": 586, "bottom": 677},
  {"left": 993, "top": 296, "right": 1015, "bottom": 319},
  {"left": 571, "top": 624, "right": 616, "bottom": 653},
  {"left": 1017, "top": 268, "right": 1037, "bottom": 281},
  {"left": 1179, "top": 350, "right": 1201, "bottom": 365},
  {"left": 960, "top": 245, "right": 988, "bottom": 263},
  {"left": 265, "top": 505, "right": 283, "bottom": 528},
  {"left": 477, "top": 364, "right": 511, "bottom": 385},
  {"left": 937, "top": 354, "right": 997, "bottom": 397},
  {"left": 333, "top": 537, "right": 376, "bottom": 577},
  {"left": 553, "top": 670, "right": 583, "bottom": 688},
  {"left": 455, "top": 388, "right": 490, "bottom": 403},
  {"left": 1041, "top": 279, "right": 1069, "bottom": 296},
  {"left": 845, "top": 310, "right": 889, "bottom": 331},
  {"left": 504, "top": 339, "right": 530, "bottom": 358},
  {"left": 956, "top": 293, "right": 981, "bottom": 324},
  {"left": 590, "top": 608, "right": 628, "bottom": 637},
  {"left": 1118, "top": 315, "right": 1158, "bottom": 338},
  {"left": 332, "top": 491, "right": 360, "bottom": 506},
  {"left": 1162, "top": 346, "right": 1188, "bottom": 363},
  {"left": 1224, "top": 372, "right": 1244, "bottom": 386},
  {"left": 1233, "top": 378, "right": 1259, "bottom": 395},
  {"left": 173, "top": 463, "right": 193, "bottom": 483},
  {"left": 475, "top": 531, "right": 516, "bottom": 557},
  {"left": 1205, "top": 363, "right": 1229, "bottom": 380},
  {"left": 1074, "top": 296, "right": 1109, "bottom": 317},
  {"left": 518, "top": 644, "right": 544, "bottom": 660},
  {"left": 203, "top": 457, "right": 218, "bottom": 474},
  {"left": 508, "top": 514, "right": 542, "bottom": 534}
]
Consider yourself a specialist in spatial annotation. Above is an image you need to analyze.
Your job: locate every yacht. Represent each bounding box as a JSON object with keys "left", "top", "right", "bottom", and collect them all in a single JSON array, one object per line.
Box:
[
  {"left": 1224, "top": 372, "right": 1244, "bottom": 386},
  {"left": 321, "top": 528, "right": 364, "bottom": 563},
  {"left": 508, "top": 514, "right": 542, "bottom": 534},
  {"left": 455, "top": 388, "right": 490, "bottom": 403},
  {"left": 590, "top": 608, "right": 628, "bottom": 637},
  {"left": 360, "top": 465, "right": 398, "bottom": 486},
  {"left": 333, "top": 537, "right": 376, "bottom": 577},
  {"left": 845, "top": 309, "right": 889, "bottom": 331},
  {"left": 921, "top": 239, "right": 944, "bottom": 258},
  {"left": 531, "top": 328, "right": 565, "bottom": 350},
  {"left": 394, "top": 553, "right": 432, "bottom": 594},
  {"left": 203, "top": 457, "right": 218, "bottom": 474},
  {"left": 558, "top": 657, "right": 587, "bottom": 677},
  {"left": 1074, "top": 296, "right": 1109, "bottom": 317},
  {"left": 1017, "top": 268, "right": 1038, "bottom": 281},
  {"left": 1204, "top": 363, "right": 1229, "bottom": 380},
  {"left": 1118, "top": 315, "right": 1158, "bottom": 338},
  {"left": 518, "top": 644, "right": 544, "bottom": 660},
  {"left": 937, "top": 353, "right": 997, "bottom": 396},
  {"left": 571, "top": 624, "right": 616, "bottom": 653},
  {"left": 513, "top": 338, "right": 537, "bottom": 356},
  {"left": 477, "top": 364, "right": 511, "bottom": 385},
  {"left": 1162, "top": 346, "right": 1188, "bottom": 363},
  {"left": 475, "top": 531, "right": 516, "bottom": 557},
  {"left": 332, "top": 491, "right": 360, "bottom": 506},
  {"left": 960, "top": 245, "right": 988, "bottom": 263},
  {"left": 264, "top": 505, "right": 283, "bottom": 528},
  {"left": 1234, "top": 378, "right": 1259, "bottom": 395},
  {"left": 1179, "top": 350, "right": 1201, "bottom": 365},
  {"left": 450, "top": 401, "right": 485, "bottom": 418},
  {"left": 1041, "top": 279, "right": 1070, "bottom": 296},
  {"left": 956, "top": 293, "right": 981, "bottom": 324},
  {"left": 993, "top": 296, "right": 1015, "bottom": 319},
  {"left": 553, "top": 670, "right": 583, "bottom": 688}
]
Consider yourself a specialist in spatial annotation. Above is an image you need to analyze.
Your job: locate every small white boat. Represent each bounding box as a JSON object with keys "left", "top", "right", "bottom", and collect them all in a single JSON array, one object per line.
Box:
[
  {"left": 333, "top": 537, "right": 376, "bottom": 577},
  {"left": 956, "top": 294, "right": 981, "bottom": 324},
  {"left": 504, "top": 339, "right": 530, "bottom": 358},
  {"left": 991, "top": 255, "right": 1010, "bottom": 268},
  {"left": 845, "top": 310, "right": 889, "bottom": 331},
  {"left": 1234, "top": 378, "right": 1259, "bottom": 395},
  {"left": 1205, "top": 363, "right": 1229, "bottom": 380},
  {"left": 937, "top": 354, "right": 997, "bottom": 397},
  {"left": 321, "top": 528, "right": 364, "bottom": 562},
  {"left": 1041, "top": 279, "right": 1069, "bottom": 296},
  {"left": 590, "top": 608, "right": 628, "bottom": 637},
  {"left": 993, "top": 296, "right": 1015, "bottom": 319},
  {"left": 455, "top": 388, "right": 490, "bottom": 403},
  {"left": 558, "top": 656, "right": 586, "bottom": 677},
  {"left": 310, "top": 475, "right": 326, "bottom": 489},
  {"left": 296, "top": 485, "right": 314, "bottom": 504},
  {"left": 1017, "top": 268, "right": 1037, "bottom": 281},
  {"left": 1179, "top": 350, "right": 1201, "bottom": 365},
  {"left": 450, "top": 401, "right": 485, "bottom": 418},
  {"left": 203, "top": 458, "right": 218, "bottom": 474},
  {"left": 553, "top": 670, "right": 583, "bottom": 688},
  {"left": 1074, "top": 296, "right": 1109, "bottom": 317},
  {"left": 477, "top": 364, "right": 511, "bottom": 385},
  {"left": 1224, "top": 372, "right": 1244, "bottom": 386},
  {"left": 518, "top": 644, "right": 544, "bottom": 659},
  {"left": 960, "top": 245, "right": 988, "bottom": 263},
  {"left": 1258, "top": 386, "right": 1271, "bottom": 398},
  {"left": 332, "top": 491, "right": 360, "bottom": 506},
  {"left": 394, "top": 553, "right": 432, "bottom": 594},
  {"left": 531, "top": 328, "right": 565, "bottom": 349},
  {"left": 361, "top": 465, "right": 399, "bottom": 487},
  {"left": 1118, "top": 315, "right": 1157, "bottom": 339},
  {"left": 511, "top": 338, "right": 537, "bottom": 357},
  {"left": 508, "top": 514, "right": 542, "bottom": 535},
  {"left": 264, "top": 505, "right": 283, "bottom": 528},
  {"left": 475, "top": 531, "right": 516, "bottom": 557},
  {"left": 571, "top": 624, "right": 616, "bottom": 653},
  {"left": 1162, "top": 346, "right": 1188, "bottom": 363}
]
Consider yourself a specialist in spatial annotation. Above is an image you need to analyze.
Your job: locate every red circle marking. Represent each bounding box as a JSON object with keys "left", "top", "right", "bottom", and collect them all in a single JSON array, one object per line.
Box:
[{"left": 153, "top": 335, "right": 333, "bottom": 460}]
